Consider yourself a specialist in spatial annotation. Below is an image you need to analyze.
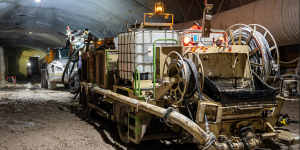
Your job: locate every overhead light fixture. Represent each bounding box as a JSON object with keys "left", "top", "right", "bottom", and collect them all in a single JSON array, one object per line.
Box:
[
  {"left": 155, "top": 1, "right": 164, "bottom": 14},
  {"left": 35, "top": 0, "right": 41, "bottom": 3}
]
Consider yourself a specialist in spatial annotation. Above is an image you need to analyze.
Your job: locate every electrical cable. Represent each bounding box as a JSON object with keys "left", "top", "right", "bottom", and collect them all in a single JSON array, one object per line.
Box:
[
  {"left": 61, "top": 48, "right": 80, "bottom": 92},
  {"left": 280, "top": 57, "right": 300, "bottom": 64}
]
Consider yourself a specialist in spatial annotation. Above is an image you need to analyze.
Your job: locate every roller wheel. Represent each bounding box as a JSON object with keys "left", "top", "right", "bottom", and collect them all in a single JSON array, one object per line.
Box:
[{"left": 115, "top": 104, "right": 130, "bottom": 144}]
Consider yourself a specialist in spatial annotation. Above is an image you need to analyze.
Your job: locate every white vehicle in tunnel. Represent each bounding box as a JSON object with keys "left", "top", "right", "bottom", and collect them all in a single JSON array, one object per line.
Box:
[{"left": 41, "top": 48, "right": 78, "bottom": 89}]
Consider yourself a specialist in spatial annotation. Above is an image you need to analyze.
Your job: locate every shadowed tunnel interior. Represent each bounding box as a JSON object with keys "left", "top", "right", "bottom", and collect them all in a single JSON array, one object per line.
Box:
[
  {"left": 0, "top": 0, "right": 260, "bottom": 79},
  {"left": 0, "top": 0, "right": 258, "bottom": 48},
  {"left": 0, "top": 1, "right": 299, "bottom": 150},
  {"left": 0, "top": 0, "right": 298, "bottom": 81}
]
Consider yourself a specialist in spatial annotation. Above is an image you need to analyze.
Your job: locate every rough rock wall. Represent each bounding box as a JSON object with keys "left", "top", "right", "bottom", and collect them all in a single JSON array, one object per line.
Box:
[
  {"left": 175, "top": 0, "right": 300, "bottom": 46},
  {"left": 0, "top": 46, "right": 6, "bottom": 86}
]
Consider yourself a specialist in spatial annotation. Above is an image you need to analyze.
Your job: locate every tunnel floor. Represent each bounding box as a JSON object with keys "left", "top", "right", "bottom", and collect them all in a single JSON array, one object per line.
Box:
[{"left": 0, "top": 83, "right": 299, "bottom": 150}]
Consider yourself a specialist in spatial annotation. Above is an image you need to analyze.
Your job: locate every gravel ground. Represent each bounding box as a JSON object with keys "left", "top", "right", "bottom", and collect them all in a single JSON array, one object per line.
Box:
[{"left": 0, "top": 83, "right": 299, "bottom": 150}]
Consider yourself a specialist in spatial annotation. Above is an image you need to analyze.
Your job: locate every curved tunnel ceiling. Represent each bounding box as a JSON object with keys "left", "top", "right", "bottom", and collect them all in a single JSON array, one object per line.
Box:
[{"left": 0, "top": 0, "right": 256, "bottom": 50}]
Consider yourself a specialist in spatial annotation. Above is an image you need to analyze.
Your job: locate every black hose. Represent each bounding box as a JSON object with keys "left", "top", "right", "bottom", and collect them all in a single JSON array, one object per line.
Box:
[
  {"left": 180, "top": 59, "right": 203, "bottom": 121},
  {"left": 184, "top": 102, "right": 194, "bottom": 121},
  {"left": 61, "top": 48, "right": 80, "bottom": 85},
  {"left": 183, "top": 58, "right": 203, "bottom": 99}
]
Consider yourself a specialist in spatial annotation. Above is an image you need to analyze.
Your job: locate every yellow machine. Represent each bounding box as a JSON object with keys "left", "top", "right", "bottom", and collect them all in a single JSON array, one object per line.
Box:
[
  {"left": 41, "top": 48, "right": 74, "bottom": 89},
  {"left": 44, "top": 49, "right": 54, "bottom": 64},
  {"left": 77, "top": 2, "right": 299, "bottom": 149}
]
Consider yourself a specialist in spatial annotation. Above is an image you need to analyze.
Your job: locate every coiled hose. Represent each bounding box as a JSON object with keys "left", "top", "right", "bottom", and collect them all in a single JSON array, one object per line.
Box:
[
  {"left": 227, "top": 24, "right": 280, "bottom": 81},
  {"left": 183, "top": 58, "right": 202, "bottom": 99}
]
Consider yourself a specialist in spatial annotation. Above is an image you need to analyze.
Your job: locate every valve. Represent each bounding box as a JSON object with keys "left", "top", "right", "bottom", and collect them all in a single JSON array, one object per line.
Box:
[{"left": 277, "top": 114, "right": 299, "bottom": 127}]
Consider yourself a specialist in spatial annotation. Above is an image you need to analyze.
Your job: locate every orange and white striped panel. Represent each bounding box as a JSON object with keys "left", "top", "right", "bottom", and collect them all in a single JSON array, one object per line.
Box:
[{"left": 183, "top": 46, "right": 209, "bottom": 53}]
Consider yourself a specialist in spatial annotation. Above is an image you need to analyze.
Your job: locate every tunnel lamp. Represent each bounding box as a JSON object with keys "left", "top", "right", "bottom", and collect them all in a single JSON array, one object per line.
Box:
[
  {"left": 155, "top": 1, "right": 164, "bottom": 14},
  {"left": 27, "top": 62, "right": 31, "bottom": 67}
]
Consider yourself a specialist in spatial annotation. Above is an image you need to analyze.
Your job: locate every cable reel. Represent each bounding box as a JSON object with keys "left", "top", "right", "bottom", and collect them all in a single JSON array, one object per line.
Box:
[
  {"left": 162, "top": 51, "right": 204, "bottom": 105},
  {"left": 249, "top": 24, "right": 280, "bottom": 80},
  {"left": 163, "top": 51, "right": 190, "bottom": 105},
  {"left": 226, "top": 24, "right": 280, "bottom": 81}
]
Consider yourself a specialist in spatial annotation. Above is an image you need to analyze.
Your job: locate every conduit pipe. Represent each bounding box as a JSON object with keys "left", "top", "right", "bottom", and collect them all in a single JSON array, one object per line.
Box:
[{"left": 85, "top": 84, "right": 213, "bottom": 148}]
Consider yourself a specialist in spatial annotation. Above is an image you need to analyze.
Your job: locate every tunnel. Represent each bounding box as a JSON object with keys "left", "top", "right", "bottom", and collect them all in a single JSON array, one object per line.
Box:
[{"left": 0, "top": 0, "right": 299, "bottom": 150}]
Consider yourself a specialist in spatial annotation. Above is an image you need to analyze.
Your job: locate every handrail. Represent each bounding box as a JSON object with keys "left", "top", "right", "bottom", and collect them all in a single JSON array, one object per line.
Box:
[
  {"left": 152, "top": 39, "right": 179, "bottom": 98},
  {"left": 134, "top": 69, "right": 141, "bottom": 96}
]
